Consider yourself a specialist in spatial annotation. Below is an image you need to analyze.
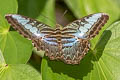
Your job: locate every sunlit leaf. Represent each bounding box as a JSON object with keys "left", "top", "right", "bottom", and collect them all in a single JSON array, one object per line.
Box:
[
  {"left": 0, "top": 64, "right": 42, "bottom": 80},
  {"left": 0, "top": 0, "right": 18, "bottom": 16}
]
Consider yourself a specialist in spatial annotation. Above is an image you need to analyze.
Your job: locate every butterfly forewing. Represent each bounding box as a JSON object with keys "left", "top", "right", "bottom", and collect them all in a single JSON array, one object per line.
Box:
[
  {"left": 5, "top": 13, "right": 109, "bottom": 64},
  {"left": 5, "top": 14, "right": 55, "bottom": 50},
  {"left": 5, "top": 14, "right": 52, "bottom": 38},
  {"left": 64, "top": 13, "right": 109, "bottom": 39}
]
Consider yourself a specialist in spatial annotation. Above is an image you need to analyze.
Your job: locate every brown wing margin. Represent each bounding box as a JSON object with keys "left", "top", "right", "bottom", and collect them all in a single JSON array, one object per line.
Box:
[
  {"left": 87, "top": 13, "right": 109, "bottom": 39},
  {"left": 5, "top": 14, "right": 31, "bottom": 39}
]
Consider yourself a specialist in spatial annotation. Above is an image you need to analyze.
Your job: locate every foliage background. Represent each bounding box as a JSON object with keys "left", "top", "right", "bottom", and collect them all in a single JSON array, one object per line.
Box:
[{"left": 0, "top": 0, "right": 120, "bottom": 80}]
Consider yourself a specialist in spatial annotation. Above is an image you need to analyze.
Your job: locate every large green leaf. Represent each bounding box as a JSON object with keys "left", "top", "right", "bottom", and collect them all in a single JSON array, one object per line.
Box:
[
  {"left": 0, "top": 64, "right": 42, "bottom": 80},
  {"left": 41, "top": 21, "right": 120, "bottom": 80},
  {"left": 0, "top": 0, "right": 18, "bottom": 29},
  {"left": 0, "top": 0, "right": 33, "bottom": 64},
  {"left": 0, "top": 19, "right": 33, "bottom": 64},
  {"left": 0, "top": 0, "right": 18, "bottom": 16},
  {"left": 18, "top": 0, "right": 56, "bottom": 27},
  {"left": 0, "top": 27, "right": 33, "bottom": 64},
  {"left": 0, "top": 31, "right": 33, "bottom": 64},
  {"left": 0, "top": 45, "right": 41, "bottom": 80},
  {"left": 111, "top": 0, "right": 120, "bottom": 10}
]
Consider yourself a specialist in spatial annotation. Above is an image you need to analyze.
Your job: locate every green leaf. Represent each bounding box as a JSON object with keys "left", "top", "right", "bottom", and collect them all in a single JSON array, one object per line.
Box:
[
  {"left": 0, "top": 0, "right": 18, "bottom": 16},
  {"left": 114, "top": 0, "right": 120, "bottom": 8},
  {"left": 0, "top": 50, "right": 41, "bottom": 80},
  {"left": 41, "top": 21, "right": 120, "bottom": 80},
  {"left": 36, "top": 0, "right": 55, "bottom": 27},
  {"left": 0, "top": 0, "right": 33, "bottom": 64},
  {"left": 64, "top": 0, "right": 87, "bottom": 18},
  {"left": 3, "top": 32, "right": 33, "bottom": 64},
  {"left": 18, "top": 0, "right": 56, "bottom": 27},
  {"left": 0, "top": 28, "right": 33, "bottom": 64},
  {"left": 0, "top": 64, "right": 42, "bottom": 80}
]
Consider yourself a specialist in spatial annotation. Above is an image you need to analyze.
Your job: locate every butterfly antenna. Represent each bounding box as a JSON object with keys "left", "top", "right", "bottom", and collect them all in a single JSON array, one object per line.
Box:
[
  {"left": 62, "top": 10, "right": 68, "bottom": 18},
  {"left": 57, "top": 10, "right": 68, "bottom": 26}
]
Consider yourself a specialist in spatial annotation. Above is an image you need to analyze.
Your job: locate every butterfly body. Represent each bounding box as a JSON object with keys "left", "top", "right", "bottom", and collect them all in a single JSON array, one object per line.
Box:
[
  {"left": 5, "top": 13, "right": 109, "bottom": 64},
  {"left": 38, "top": 24, "right": 90, "bottom": 64}
]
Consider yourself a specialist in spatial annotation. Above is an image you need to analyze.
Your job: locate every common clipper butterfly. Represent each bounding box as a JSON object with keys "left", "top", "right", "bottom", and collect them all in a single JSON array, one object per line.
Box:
[{"left": 5, "top": 13, "right": 109, "bottom": 64}]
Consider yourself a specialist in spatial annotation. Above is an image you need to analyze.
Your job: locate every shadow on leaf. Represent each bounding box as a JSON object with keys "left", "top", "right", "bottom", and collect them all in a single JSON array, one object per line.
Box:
[
  {"left": 18, "top": 0, "right": 48, "bottom": 18},
  {"left": 92, "top": 30, "right": 112, "bottom": 61}
]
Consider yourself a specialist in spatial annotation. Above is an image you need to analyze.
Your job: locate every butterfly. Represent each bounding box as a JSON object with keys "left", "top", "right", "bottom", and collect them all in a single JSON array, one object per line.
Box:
[{"left": 5, "top": 13, "right": 109, "bottom": 64}]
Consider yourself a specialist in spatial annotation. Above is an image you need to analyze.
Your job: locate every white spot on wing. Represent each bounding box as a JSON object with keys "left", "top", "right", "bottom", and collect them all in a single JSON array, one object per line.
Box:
[
  {"left": 24, "top": 24, "right": 32, "bottom": 29},
  {"left": 19, "top": 19, "right": 29, "bottom": 25},
  {"left": 12, "top": 15, "right": 21, "bottom": 20},
  {"left": 93, "top": 13, "right": 102, "bottom": 18},
  {"left": 34, "top": 30, "right": 45, "bottom": 37},
  {"left": 81, "top": 22, "right": 84, "bottom": 25},
  {"left": 78, "top": 32, "right": 85, "bottom": 37},
  {"left": 72, "top": 31, "right": 86, "bottom": 39},
  {"left": 84, "top": 24, "right": 92, "bottom": 29},
  {"left": 12, "top": 15, "right": 29, "bottom": 25},
  {"left": 79, "top": 26, "right": 88, "bottom": 33},
  {"left": 30, "top": 27, "right": 38, "bottom": 33},
  {"left": 30, "top": 23, "right": 35, "bottom": 25},
  {"left": 89, "top": 21, "right": 95, "bottom": 25}
]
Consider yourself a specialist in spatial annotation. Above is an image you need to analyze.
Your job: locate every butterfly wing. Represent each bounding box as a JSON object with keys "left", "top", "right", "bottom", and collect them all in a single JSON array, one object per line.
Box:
[
  {"left": 64, "top": 13, "right": 109, "bottom": 39},
  {"left": 59, "top": 13, "right": 109, "bottom": 64},
  {"left": 5, "top": 14, "right": 56, "bottom": 51}
]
